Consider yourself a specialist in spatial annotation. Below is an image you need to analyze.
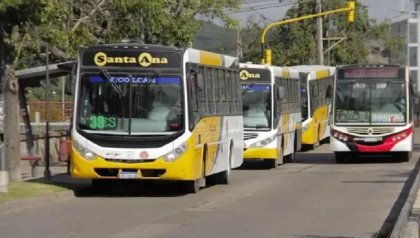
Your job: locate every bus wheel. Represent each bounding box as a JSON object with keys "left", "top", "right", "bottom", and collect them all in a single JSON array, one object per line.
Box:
[
  {"left": 335, "top": 152, "right": 348, "bottom": 164},
  {"left": 400, "top": 152, "right": 411, "bottom": 162},
  {"left": 183, "top": 153, "right": 206, "bottom": 193},
  {"left": 284, "top": 152, "right": 295, "bottom": 163},
  {"left": 183, "top": 179, "right": 201, "bottom": 194},
  {"left": 312, "top": 140, "right": 320, "bottom": 150},
  {"left": 264, "top": 159, "right": 277, "bottom": 169},
  {"left": 218, "top": 143, "right": 233, "bottom": 184},
  {"left": 218, "top": 160, "right": 231, "bottom": 185}
]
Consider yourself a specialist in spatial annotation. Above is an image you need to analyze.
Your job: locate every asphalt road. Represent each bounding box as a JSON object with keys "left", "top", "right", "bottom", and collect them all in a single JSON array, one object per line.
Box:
[{"left": 0, "top": 133, "right": 419, "bottom": 238}]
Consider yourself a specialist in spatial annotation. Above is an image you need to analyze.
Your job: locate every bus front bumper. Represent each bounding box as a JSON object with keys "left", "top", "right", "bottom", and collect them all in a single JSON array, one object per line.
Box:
[
  {"left": 71, "top": 149, "right": 199, "bottom": 181},
  {"left": 243, "top": 147, "right": 278, "bottom": 160}
]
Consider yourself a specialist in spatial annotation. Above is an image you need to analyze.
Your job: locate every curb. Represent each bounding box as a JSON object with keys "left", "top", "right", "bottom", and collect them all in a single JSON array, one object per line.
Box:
[
  {"left": 388, "top": 157, "right": 420, "bottom": 237},
  {"left": 0, "top": 190, "right": 75, "bottom": 215}
]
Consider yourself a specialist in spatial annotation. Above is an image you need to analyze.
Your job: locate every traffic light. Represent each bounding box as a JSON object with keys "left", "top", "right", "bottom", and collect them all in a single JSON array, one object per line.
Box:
[{"left": 347, "top": 0, "right": 355, "bottom": 23}]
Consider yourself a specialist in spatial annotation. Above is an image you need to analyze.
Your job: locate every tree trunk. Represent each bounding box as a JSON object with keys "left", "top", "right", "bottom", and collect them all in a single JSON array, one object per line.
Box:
[{"left": 4, "top": 65, "right": 21, "bottom": 182}]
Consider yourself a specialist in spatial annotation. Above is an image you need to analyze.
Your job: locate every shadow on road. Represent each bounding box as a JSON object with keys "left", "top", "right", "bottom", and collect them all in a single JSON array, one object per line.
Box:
[
  {"left": 25, "top": 173, "right": 220, "bottom": 198},
  {"left": 294, "top": 151, "right": 413, "bottom": 165}
]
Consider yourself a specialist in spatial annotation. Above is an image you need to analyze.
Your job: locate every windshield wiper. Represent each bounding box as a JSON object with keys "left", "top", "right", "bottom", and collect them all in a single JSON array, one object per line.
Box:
[{"left": 100, "top": 69, "right": 124, "bottom": 98}]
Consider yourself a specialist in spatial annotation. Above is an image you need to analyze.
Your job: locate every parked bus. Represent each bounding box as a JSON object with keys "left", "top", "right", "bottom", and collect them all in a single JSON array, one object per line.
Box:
[
  {"left": 290, "top": 65, "right": 335, "bottom": 150},
  {"left": 331, "top": 64, "right": 415, "bottom": 163},
  {"left": 70, "top": 44, "right": 243, "bottom": 193},
  {"left": 240, "top": 63, "right": 302, "bottom": 167}
]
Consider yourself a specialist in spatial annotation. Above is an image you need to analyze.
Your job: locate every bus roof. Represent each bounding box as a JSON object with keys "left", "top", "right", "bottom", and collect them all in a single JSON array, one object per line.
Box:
[
  {"left": 337, "top": 64, "right": 405, "bottom": 69},
  {"left": 238, "top": 63, "right": 300, "bottom": 79},
  {"left": 79, "top": 43, "right": 238, "bottom": 69},
  {"left": 288, "top": 65, "right": 336, "bottom": 80},
  {"left": 79, "top": 43, "right": 183, "bottom": 52},
  {"left": 186, "top": 48, "right": 238, "bottom": 68},
  {"left": 288, "top": 65, "right": 335, "bottom": 73}
]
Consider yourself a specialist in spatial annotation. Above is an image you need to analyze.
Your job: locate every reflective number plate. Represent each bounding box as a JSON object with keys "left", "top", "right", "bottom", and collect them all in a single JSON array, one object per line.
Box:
[
  {"left": 364, "top": 137, "right": 378, "bottom": 142},
  {"left": 118, "top": 171, "right": 138, "bottom": 179}
]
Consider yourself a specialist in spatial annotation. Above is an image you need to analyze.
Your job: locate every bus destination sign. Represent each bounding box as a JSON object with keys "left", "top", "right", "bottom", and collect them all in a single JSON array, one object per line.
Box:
[
  {"left": 239, "top": 68, "right": 271, "bottom": 82},
  {"left": 341, "top": 68, "right": 401, "bottom": 79},
  {"left": 82, "top": 49, "right": 182, "bottom": 68}
]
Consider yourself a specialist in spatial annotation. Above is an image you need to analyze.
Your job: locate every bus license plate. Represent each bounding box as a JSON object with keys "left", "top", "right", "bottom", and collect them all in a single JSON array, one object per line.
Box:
[
  {"left": 118, "top": 171, "right": 138, "bottom": 179},
  {"left": 363, "top": 137, "right": 378, "bottom": 142}
]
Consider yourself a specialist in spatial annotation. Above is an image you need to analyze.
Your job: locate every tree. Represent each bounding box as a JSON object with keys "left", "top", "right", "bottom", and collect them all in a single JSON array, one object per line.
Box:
[
  {"left": 241, "top": 0, "right": 403, "bottom": 66},
  {"left": 0, "top": 0, "right": 46, "bottom": 182},
  {"left": 1, "top": 0, "right": 241, "bottom": 182}
]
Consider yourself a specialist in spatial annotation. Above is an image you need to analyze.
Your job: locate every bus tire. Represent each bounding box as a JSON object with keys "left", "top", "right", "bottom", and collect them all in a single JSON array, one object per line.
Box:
[
  {"left": 217, "top": 142, "right": 233, "bottom": 185},
  {"left": 335, "top": 152, "right": 348, "bottom": 164},
  {"left": 400, "top": 152, "right": 411, "bottom": 162},
  {"left": 284, "top": 151, "right": 295, "bottom": 163},
  {"left": 312, "top": 126, "right": 320, "bottom": 150},
  {"left": 183, "top": 179, "right": 201, "bottom": 194},
  {"left": 264, "top": 159, "right": 278, "bottom": 169},
  {"left": 265, "top": 145, "right": 281, "bottom": 169},
  {"left": 183, "top": 148, "right": 207, "bottom": 193}
]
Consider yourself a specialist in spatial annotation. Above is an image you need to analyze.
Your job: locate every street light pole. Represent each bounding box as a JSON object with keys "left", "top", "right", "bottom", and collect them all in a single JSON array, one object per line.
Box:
[{"left": 44, "top": 43, "right": 51, "bottom": 180}]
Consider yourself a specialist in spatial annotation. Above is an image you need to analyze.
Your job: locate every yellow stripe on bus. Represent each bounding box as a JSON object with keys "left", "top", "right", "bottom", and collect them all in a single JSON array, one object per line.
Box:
[
  {"left": 302, "top": 105, "right": 328, "bottom": 145},
  {"left": 316, "top": 69, "right": 329, "bottom": 79},
  {"left": 243, "top": 148, "right": 278, "bottom": 160},
  {"left": 281, "top": 68, "right": 290, "bottom": 78},
  {"left": 199, "top": 51, "right": 222, "bottom": 67}
]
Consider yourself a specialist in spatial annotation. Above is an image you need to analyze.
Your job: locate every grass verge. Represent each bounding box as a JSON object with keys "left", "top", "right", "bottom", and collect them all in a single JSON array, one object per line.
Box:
[{"left": 0, "top": 182, "right": 68, "bottom": 204}]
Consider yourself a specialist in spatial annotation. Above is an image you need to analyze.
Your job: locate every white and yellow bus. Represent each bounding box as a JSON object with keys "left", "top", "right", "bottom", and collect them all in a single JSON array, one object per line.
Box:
[
  {"left": 240, "top": 63, "right": 302, "bottom": 167},
  {"left": 70, "top": 44, "right": 243, "bottom": 193},
  {"left": 290, "top": 65, "right": 335, "bottom": 150}
]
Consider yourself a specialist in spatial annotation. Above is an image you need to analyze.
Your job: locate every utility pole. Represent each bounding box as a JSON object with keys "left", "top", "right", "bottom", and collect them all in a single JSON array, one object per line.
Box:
[
  {"left": 0, "top": 23, "right": 8, "bottom": 193},
  {"left": 316, "top": 0, "right": 324, "bottom": 65},
  {"left": 236, "top": 28, "right": 243, "bottom": 59},
  {"left": 44, "top": 43, "right": 51, "bottom": 180},
  {"left": 260, "top": 1, "right": 355, "bottom": 64}
]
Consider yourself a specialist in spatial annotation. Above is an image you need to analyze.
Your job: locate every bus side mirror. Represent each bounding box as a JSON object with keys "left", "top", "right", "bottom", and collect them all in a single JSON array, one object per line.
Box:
[
  {"left": 65, "top": 64, "right": 77, "bottom": 96},
  {"left": 64, "top": 75, "right": 74, "bottom": 96}
]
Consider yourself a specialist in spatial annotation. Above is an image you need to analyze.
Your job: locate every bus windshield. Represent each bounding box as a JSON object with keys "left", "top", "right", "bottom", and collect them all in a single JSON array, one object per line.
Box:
[
  {"left": 335, "top": 81, "right": 406, "bottom": 125},
  {"left": 77, "top": 73, "right": 184, "bottom": 135},
  {"left": 241, "top": 84, "right": 271, "bottom": 129}
]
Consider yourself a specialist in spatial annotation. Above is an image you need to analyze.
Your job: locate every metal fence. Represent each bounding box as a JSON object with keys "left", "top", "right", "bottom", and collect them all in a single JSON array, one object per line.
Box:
[{"left": 23, "top": 101, "right": 73, "bottom": 122}]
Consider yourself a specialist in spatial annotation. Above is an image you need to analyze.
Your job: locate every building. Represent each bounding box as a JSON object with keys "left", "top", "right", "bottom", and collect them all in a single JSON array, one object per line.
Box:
[{"left": 390, "top": 0, "right": 420, "bottom": 94}]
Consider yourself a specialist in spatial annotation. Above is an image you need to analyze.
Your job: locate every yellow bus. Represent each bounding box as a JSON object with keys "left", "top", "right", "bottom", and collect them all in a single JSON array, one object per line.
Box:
[
  {"left": 240, "top": 63, "right": 302, "bottom": 167},
  {"left": 290, "top": 65, "right": 335, "bottom": 150},
  {"left": 70, "top": 44, "right": 243, "bottom": 193}
]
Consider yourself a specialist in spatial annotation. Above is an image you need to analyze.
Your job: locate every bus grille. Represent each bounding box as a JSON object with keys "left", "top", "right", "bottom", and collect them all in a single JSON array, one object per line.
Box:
[
  {"left": 347, "top": 127, "right": 393, "bottom": 135},
  {"left": 244, "top": 133, "right": 258, "bottom": 140},
  {"left": 104, "top": 158, "right": 156, "bottom": 163}
]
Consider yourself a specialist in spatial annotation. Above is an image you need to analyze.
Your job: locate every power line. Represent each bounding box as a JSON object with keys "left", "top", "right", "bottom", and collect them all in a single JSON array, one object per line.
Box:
[
  {"left": 243, "top": 0, "right": 276, "bottom": 22},
  {"left": 235, "top": 0, "right": 315, "bottom": 13}
]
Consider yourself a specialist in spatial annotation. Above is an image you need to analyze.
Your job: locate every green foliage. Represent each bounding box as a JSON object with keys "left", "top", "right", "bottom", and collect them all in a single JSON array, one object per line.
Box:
[
  {"left": 2, "top": 0, "right": 241, "bottom": 67},
  {"left": 0, "top": 0, "right": 241, "bottom": 100},
  {"left": 242, "top": 0, "right": 404, "bottom": 66}
]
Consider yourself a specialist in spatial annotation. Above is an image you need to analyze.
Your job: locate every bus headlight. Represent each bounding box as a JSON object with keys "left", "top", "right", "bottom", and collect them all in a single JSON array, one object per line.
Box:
[
  {"left": 331, "top": 129, "right": 351, "bottom": 143},
  {"left": 250, "top": 135, "right": 277, "bottom": 148},
  {"left": 164, "top": 142, "right": 188, "bottom": 162},
  {"left": 73, "top": 140, "right": 97, "bottom": 161},
  {"left": 302, "top": 124, "right": 309, "bottom": 132}
]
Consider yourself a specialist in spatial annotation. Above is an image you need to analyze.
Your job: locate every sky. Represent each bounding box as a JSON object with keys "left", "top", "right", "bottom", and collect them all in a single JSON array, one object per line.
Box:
[{"left": 230, "top": 0, "right": 416, "bottom": 26}]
